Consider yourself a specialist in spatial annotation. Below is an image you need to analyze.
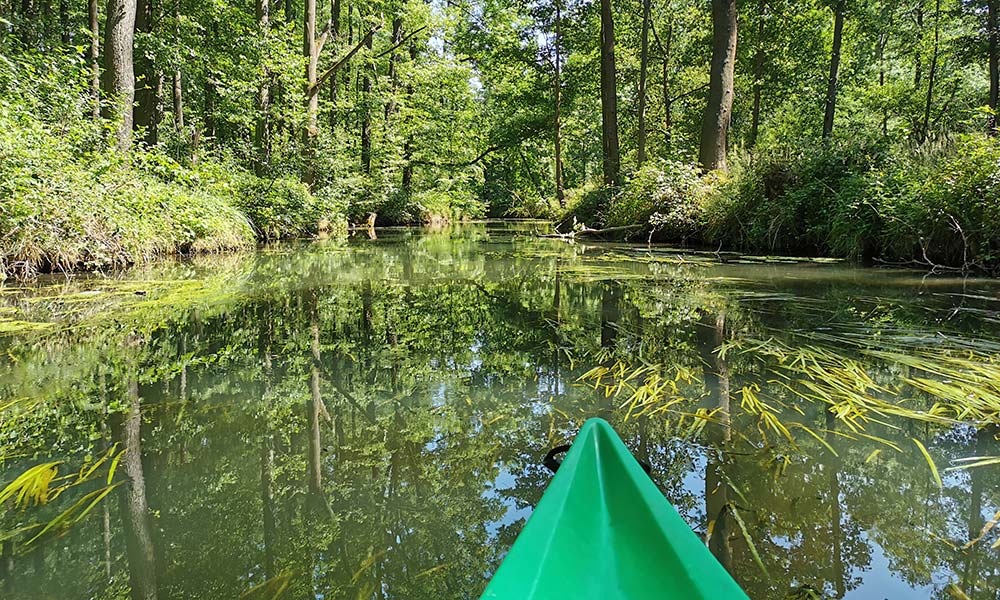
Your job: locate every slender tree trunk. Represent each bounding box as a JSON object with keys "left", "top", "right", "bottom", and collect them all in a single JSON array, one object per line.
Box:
[
  {"left": 914, "top": 4, "right": 923, "bottom": 89},
  {"left": 636, "top": 0, "right": 651, "bottom": 167},
  {"left": 361, "top": 29, "right": 373, "bottom": 174},
  {"left": 328, "top": 0, "right": 340, "bottom": 129},
  {"left": 303, "top": 0, "right": 318, "bottom": 185},
  {"left": 660, "top": 21, "right": 673, "bottom": 147},
  {"left": 554, "top": 0, "right": 565, "bottom": 204},
  {"left": 878, "top": 30, "right": 888, "bottom": 136},
  {"left": 822, "top": 0, "right": 845, "bottom": 138},
  {"left": 102, "top": 0, "right": 137, "bottom": 152},
  {"left": 748, "top": 0, "right": 765, "bottom": 148},
  {"left": 254, "top": 0, "right": 271, "bottom": 174},
  {"left": 171, "top": 0, "right": 183, "bottom": 131},
  {"left": 134, "top": 0, "right": 161, "bottom": 146},
  {"left": 699, "top": 0, "right": 737, "bottom": 171},
  {"left": 989, "top": 0, "right": 999, "bottom": 134},
  {"left": 119, "top": 377, "right": 159, "bottom": 600},
  {"left": 89, "top": 0, "right": 101, "bottom": 118},
  {"left": 599, "top": 0, "right": 620, "bottom": 187},
  {"left": 19, "top": 0, "right": 33, "bottom": 47},
  {"left": 260, "top": 435, "right": 276, "bottom": 578},
  {"left": 600, "top": 282, "right": 622, "bottom": 349},
  {"left": 384, "top": 17, "right": 402, "bottom": 123},
  {"left": 59, "top": 0, "right": 68, "bottom": 43},
  {"left": 402, "top": 42, "right": 417, "bottom": 192},
  {"left": 0, "top": 541, "right": 12, "bottom": 585},
  {"left": 919, "top": 0, "right": 940, "bottom": 143}
]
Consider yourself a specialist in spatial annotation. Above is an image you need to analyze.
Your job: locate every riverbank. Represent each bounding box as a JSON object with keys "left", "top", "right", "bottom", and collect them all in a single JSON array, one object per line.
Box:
[
  {"left": 563, "top": 135, "right": 1000, "bottom": 273},
  {"left": 0, "top": 94, "right": 348, "bottom": 280}
]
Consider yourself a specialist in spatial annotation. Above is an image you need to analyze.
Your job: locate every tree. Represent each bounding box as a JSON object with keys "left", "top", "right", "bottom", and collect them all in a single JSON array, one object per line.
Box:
[
  {"left": 700, "top": 0, "right": 737, "bottom": 171},
  {"left": 254, "top": 0, "right": 271, "bottom": 174},
  {"left": 102, "top": 0, "right": 137, "bottom": 151},
  {"left": 89, "top": 0, "right": 101, "bottom": 119},
  {"left": 554, "top": 0, "right": 565, "bottom": 204},
  {"left": 823, "top": 0, "right": 845, "bottom": 138},
  {"left": 989, "top": 0, "right": 999, "bottom": 134},
  {"left": 599, "top": 0, "right": 620, "bottom": 187},
  {"left": 637, "top": 0, "right": 652, "bottom": 166},
  {"left": 134, "top": 0, "right": 162, "bottom": 146}
]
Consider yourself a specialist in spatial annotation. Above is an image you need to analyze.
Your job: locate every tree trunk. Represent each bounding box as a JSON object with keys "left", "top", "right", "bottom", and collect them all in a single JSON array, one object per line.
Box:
[
  {"left": 554, "top": 0, "right": 565, "bottom": 204},
  {"left": 384, "top": 17, "right": 402, "bottom": 123},
  {"left": 119, "top": 377, "right": 159, "bottom": 600},
  {"left": 699, "top": 0, "right": 737, "bottom": 171},
  {"left": 361, "top": 29, "right": 373, "bottom": 174},
  {"left": 748, "top": 0, "right": 765, "bottom": 148},
  {"left": 698, "top": 310, "right": 732, "bottom": 570},
  {"left": 89, "top": 0, "right": 101, "bottom": 118},
  {"left": 171, "top": 0, "right": 183, "bottom": 131},
  {"left": 599, "top": 0, "right": 620, "bottom": 187},
  {"left": 822, "top": 0, "right": 845, "bottom": 138},
  {"left": 303, "top": 0, "right": 318, "bottom": 185},
  {"left": 636, "top": 0, "right": 651, "bottom": 167},
  {"left": 328, "top": 0, "right": 341, "bottom": 129},
  {"left": 919, "top": 0, "right": 940, "bottom": 143},
  {"left": 402, "top": 42, "right": 417, "bottom": 193},
  {"left": 134, "top": 0, "right": 161, "bottom": 146},
  {"left": 59, "top": 0, "right": 69, "bottom": 43},
  {"left": 660, "top": 21, "right": 673, "bottom": 147},
  {"left": 254, "top": 0, "right": 271, "bottom": 174},
  {"left": 19, "top": 0, "right": 34, "bottom": 47},
  {"left": 989, "top": 0, "right": 998, "bottom": 134},
  {"left": 102, "top": 0, "right": 137, "bottom": 152}
]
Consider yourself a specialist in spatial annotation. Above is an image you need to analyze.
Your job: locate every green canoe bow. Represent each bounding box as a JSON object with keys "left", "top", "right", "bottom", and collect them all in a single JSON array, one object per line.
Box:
[{"left": 481, "top": 418, "right": 751, "bottom": 600}]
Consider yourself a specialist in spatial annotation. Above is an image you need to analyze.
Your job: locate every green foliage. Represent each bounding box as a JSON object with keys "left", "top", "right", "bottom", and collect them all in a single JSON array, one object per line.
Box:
[
  {"left": 0, "top": 97, "right": 255, "bottom": 276},
  {"left": 706, "top": 142, "right": 884, "bottom": 258},
  {"left": 605, "top": 160, "right": 711, "bottom": 242},
  {"left": 705, "top": 136, "right": 1000, "bottom": 269},
  {"left": 235, "top": 177, "right": 346, "bottom": 240}
]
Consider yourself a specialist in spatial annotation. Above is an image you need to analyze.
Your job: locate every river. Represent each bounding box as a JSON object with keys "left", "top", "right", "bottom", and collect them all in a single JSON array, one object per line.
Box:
[{"left": 1, "top": 222, "right": 998, "bottom": 599}]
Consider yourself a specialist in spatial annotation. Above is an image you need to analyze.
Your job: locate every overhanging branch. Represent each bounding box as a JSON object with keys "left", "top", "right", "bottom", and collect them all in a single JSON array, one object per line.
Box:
[{"left": 308, "top": 25, "right": 382, "bottom": 98}]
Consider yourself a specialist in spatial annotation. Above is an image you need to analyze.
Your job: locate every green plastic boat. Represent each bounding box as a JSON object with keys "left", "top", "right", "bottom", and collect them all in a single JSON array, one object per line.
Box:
[{"left": 481, "top": 418, "right": 751, "bottom": 600}]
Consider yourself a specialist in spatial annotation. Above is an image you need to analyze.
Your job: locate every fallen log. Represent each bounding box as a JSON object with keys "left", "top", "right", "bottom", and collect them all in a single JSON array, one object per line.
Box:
[{"left": 539, "top": 224, "right": 644, "bottom": 240}]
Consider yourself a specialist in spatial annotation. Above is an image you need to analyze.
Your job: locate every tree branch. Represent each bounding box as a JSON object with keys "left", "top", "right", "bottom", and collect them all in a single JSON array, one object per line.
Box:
[
  {"left": 309, "top": 25, "right": 382, "bottom": 98},
  {"left": 374, "top": 25, "right": 427, "bottom": 59}
]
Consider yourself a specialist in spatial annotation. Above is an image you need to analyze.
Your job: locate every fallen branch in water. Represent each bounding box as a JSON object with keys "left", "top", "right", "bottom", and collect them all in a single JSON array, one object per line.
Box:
[{"left": 540, "top": 224, "right": 643, "bottom": 240}]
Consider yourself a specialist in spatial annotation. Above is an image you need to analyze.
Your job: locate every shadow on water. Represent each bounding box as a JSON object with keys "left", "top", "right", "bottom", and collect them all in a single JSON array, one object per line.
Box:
[{"left": 1, "top": 222, "right": 999, "bottom": 599}]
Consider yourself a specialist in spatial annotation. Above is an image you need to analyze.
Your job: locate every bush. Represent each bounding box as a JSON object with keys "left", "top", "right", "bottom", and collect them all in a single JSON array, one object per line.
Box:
[
  {"left": 606, "top": 160, "right": 713, "bottom": 242},
  {"left": 561, "top": 184, "right": 613, "bottom": 228},
  {"left": 704, "top": 141, "right": 883, "bottom": 258},
  {"left": 235, "top": 176, "right": 346, "bottom": 240},
  {"left": 873, "top": 136, "right": 1000, "bottom": 268},
  {"left": 0, "top": 102, "right": 255, "bottom": 278}
]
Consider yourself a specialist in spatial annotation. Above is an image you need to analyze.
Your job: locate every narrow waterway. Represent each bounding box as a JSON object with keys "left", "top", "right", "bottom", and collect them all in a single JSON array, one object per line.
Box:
[{"left": 1, "top": 222, "right": 998, "bottom": 599}]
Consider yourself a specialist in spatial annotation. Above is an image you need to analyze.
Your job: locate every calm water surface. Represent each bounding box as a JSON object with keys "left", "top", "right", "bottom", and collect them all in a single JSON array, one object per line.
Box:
[{"left": 1, "top": 222, "right": 998, "bottom": 599}]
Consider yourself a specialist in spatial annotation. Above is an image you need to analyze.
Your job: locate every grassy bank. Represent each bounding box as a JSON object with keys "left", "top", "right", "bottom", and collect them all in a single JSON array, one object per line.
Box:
[
  {"left": 564, "top": 135, "right": 1000, "bottom": 272},
  {"left": 0, "top": 54, "right": 346, "bottom": 279}
]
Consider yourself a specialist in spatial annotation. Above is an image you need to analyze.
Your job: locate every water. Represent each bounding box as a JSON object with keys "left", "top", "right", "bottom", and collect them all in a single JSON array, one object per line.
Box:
[{"left": 1, "top": 222, "right": 998, "bottom": 599}]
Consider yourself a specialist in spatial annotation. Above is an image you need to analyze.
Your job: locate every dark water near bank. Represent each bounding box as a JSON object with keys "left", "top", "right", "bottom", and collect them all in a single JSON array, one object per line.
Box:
[{"left": 1, "top": 222, "right": 999, "bottom": 599}]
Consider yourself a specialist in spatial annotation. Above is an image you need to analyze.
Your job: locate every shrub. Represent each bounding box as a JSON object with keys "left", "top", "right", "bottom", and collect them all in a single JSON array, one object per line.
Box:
[
  {"left": 234, "top": 176, "right": 346, "bottom": 240},
  {"left": 704, "top": 141, "right": 884, "bottom": 258},
  {"left": 605, "top": 160, "right": 713, "bottom": 242}
]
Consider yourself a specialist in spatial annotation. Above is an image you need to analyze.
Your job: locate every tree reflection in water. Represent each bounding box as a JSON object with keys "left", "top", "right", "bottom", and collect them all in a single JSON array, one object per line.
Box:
[{"left": 0, "top": 223, "right": 998, "bottom": 599}]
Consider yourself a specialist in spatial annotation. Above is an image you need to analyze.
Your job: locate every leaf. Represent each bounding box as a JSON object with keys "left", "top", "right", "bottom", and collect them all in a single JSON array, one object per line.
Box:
[
  {"left": 912, "top": 438, "right": 942, "bottom": 490},
  {"left": 0, "top": 462, "right": 62, "bottom": 507},
  {"left": 728, "top": 504, "right": 770, "bottom": 579},
  {"left": 24, "top": 483, "right": 121, "bottom": 548},
  {"left": 107, "top": 449, "right": 125, "bottom": 485}
]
